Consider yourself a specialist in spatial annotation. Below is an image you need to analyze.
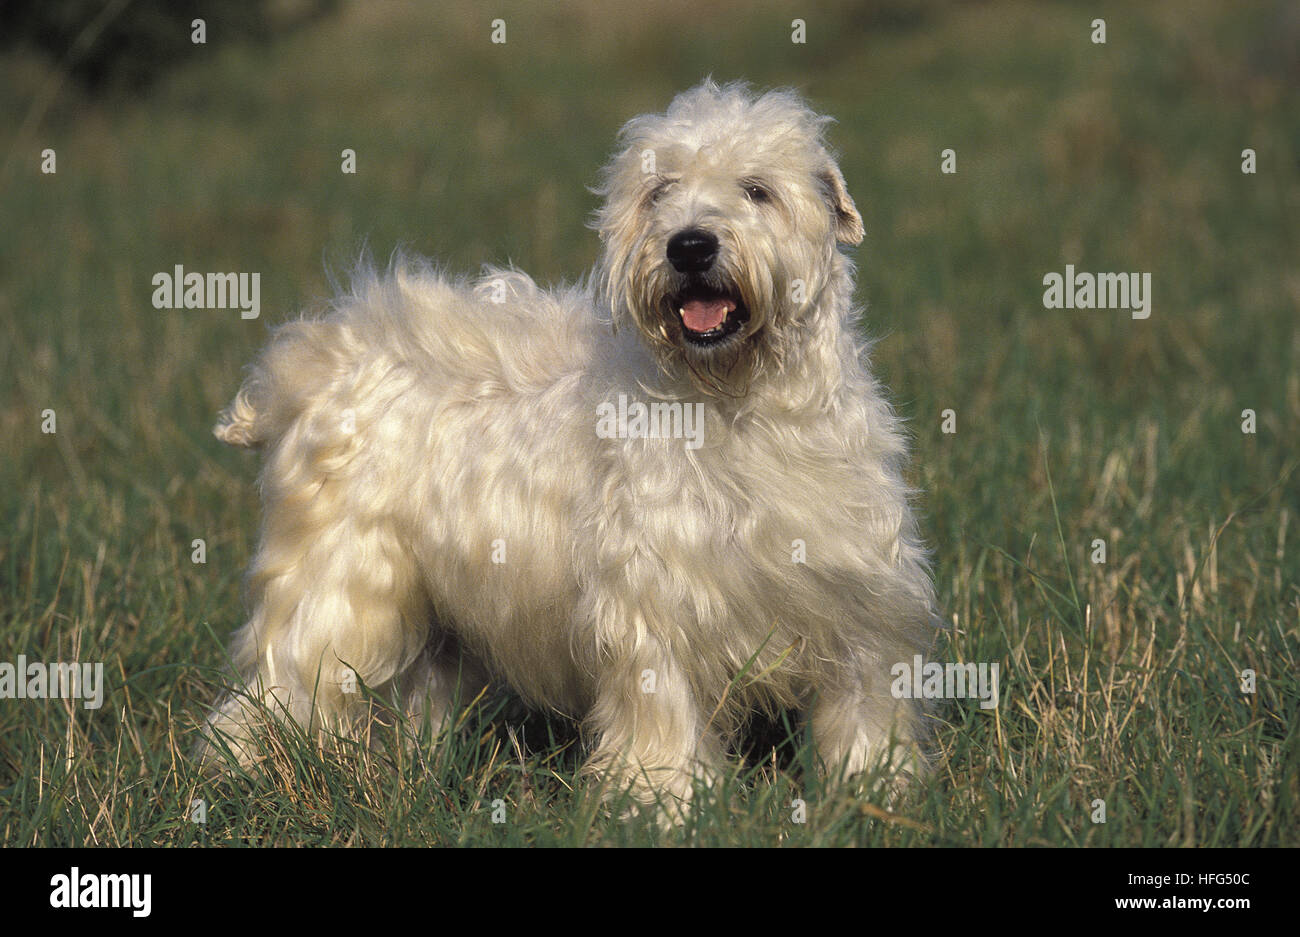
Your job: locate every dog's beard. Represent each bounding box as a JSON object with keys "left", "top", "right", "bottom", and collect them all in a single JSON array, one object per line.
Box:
[
  {"left": 623, "top": 261, "right": 782, "bottom": 397},
  {"left": 665, "top": 272, "right": 751, "bottom": 393}
]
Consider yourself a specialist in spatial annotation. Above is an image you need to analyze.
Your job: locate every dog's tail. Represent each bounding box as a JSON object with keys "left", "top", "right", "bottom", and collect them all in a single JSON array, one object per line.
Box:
[
  {"left": 214, "top": 386, "right": 263, "bottom": 448},
  {"left": 214, "top": 315, "right": 351, "bottom": 450}
]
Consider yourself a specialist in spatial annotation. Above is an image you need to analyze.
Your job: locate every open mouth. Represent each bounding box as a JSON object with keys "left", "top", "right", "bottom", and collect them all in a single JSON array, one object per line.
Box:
[{"left": 673, "top": 284, "right": 749, "bottom": 346}]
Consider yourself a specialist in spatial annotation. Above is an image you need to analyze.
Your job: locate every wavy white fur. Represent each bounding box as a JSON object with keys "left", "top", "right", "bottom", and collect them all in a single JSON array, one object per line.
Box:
[{"left": 202, "top": 80, "right": 940, "bottom": 812}]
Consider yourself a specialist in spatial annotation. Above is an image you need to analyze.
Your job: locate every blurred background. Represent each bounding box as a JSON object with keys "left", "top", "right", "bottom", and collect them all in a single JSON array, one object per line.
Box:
[{"left": 1, "top": 0, "right": 1296, "bottom": 845}]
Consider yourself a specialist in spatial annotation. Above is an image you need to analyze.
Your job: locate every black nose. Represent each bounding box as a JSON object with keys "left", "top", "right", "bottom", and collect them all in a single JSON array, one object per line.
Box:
[{"left": 666, "top": 229, "right": 718, "bottom": 273}]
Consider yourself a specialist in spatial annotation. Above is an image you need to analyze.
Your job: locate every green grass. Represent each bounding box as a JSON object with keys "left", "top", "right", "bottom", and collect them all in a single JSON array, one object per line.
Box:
[{"left": 1, "top": 0, "right": 1297, "bottom": 846}]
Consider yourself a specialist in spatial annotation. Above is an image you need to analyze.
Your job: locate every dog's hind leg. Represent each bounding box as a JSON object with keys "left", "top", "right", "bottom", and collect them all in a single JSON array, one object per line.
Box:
[{"left": 201, "top": 459, "right": 429, "bottom": 768}]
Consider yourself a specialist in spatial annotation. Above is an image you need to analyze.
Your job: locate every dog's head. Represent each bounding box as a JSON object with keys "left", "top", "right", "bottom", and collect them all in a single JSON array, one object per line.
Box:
[{"left": 592, "top": 79, "right": 863, "bottom": 395}]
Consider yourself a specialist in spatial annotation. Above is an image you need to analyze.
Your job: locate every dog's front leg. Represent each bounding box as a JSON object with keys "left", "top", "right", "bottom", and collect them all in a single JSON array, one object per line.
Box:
[
  {"left": 810, "top": 660, "right": 927, "bottom": 787},
  {"left": 581, "top": 622, "right": 724, "bottom": 818}
]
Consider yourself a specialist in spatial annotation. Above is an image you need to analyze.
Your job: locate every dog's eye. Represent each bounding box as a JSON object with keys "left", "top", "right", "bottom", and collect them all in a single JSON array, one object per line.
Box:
[
  {"left": 647, "top": 179, "right": 673, "bottom": 204},
  {"left": 742, "top": 182, "right": 771, "bottom": 203}
]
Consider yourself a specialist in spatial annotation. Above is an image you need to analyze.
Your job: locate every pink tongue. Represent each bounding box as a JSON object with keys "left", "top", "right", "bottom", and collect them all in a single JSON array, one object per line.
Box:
[{"left": 681, "top": 297, "right": 732, "bottom": 333}]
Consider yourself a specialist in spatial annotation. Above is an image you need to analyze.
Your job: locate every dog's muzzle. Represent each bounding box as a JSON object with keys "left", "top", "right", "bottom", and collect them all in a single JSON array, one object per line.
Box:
[{"left": 666, "top": 229, "right": 749, "bottom": 346}]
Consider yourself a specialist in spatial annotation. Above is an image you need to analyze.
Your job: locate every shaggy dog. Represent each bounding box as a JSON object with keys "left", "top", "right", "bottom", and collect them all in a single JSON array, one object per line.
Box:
[{"left": 202, "top": 80, "right": 939, "bottom": 812}]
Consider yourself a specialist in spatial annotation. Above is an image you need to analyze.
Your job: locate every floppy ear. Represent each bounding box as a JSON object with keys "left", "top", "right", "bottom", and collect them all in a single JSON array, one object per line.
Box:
[{"left": 817, "top": 164, "right": 864, "bottom": 246}]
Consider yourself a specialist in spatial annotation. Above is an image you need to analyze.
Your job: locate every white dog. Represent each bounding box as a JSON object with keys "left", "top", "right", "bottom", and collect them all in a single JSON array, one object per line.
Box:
[{"left": 202, "top": 80, "right": 939, "bottom": 810}]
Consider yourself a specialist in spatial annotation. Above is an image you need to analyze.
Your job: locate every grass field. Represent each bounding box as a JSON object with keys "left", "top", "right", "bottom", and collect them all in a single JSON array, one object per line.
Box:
[{"left": 1, "top": 0, "right": 1297, "bottom": 846}]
